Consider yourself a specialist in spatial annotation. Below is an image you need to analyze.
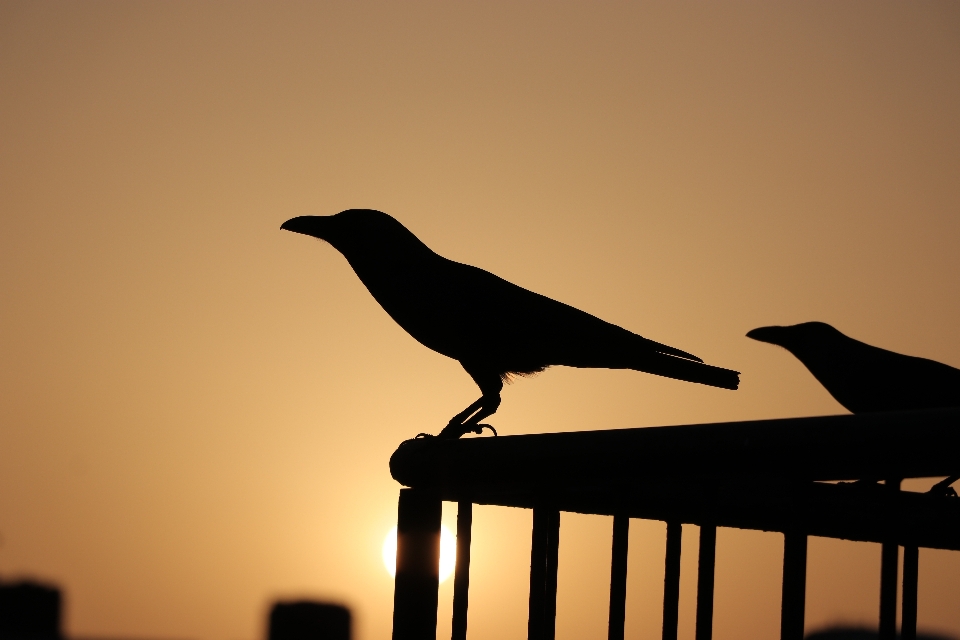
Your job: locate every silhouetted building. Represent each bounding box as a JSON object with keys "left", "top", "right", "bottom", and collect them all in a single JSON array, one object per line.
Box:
[
  {"left": 0, "top": 580, "right": 62, "bottom": 640},
  {"left": 267, "top": 601, "right": 350, "bottom": 640},
  {"left": 806, "top": 627, "right": 957, "bottom": 640}
]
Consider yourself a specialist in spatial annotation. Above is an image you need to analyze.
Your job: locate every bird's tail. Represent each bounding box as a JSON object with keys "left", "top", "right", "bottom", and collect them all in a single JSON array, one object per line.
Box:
[{"left": 639, "top": 352, "right": 740, "bottom": 390}]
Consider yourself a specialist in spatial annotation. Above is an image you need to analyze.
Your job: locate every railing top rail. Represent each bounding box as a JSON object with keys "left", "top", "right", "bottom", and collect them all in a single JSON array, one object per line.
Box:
[
  {"left": 391, "top": 408, "right": 960, "bottom": 490},
  {"left": 389, "top": 409, "right": 960, "bottom": 549}
]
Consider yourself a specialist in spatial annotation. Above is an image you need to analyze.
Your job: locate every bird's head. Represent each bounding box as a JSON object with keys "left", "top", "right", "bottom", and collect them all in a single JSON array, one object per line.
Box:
[
  {"left": 746, "top": 322, "right": 842, "bottom": 354},
  {"left": 281, "top": 209, "right": 431, "bottom": 260}
]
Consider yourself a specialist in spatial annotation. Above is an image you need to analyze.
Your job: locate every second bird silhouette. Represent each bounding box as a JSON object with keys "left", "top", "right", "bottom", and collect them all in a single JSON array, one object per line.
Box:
[
  {"left": 282, "top": 209, "right": 740, "bottom": 438},
  {"left": 746, "top": 322, "right": 960, "bottom": 414},
  {"left": 747, "top": 321, "right": 960, "bottom": 493}
]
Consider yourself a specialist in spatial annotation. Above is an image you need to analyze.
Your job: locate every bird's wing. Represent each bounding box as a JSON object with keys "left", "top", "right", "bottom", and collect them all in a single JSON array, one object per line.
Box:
[
  {"left": 351, "top": 252, "right": 738, "bottom": 389},
  {"left": 429, "top": 259, "right": 703, "bottom": 369}
]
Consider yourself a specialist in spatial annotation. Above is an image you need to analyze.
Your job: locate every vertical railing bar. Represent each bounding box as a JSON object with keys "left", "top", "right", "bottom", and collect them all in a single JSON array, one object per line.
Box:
[
  {"left": 661, "top": 521, "right": 682, "bottom": 640},
  {"left": 451, "top": 501, "right": 473, "bottom": 640},
  {"left": 392, "top": 488, "right": 442, "bottom": 640},
  {"left": 543, "top": 509, "right": 561, "bottom": 640},
  {"left": 879, "top": 542, "right": 900, "bottom": 640},
  {"left": 528, "top": 507, "right": 549, "bottom": 640},
  {"left": 607, "top": 515, "right": 630, "bottom": 640},
  {"left": 879, "top": 478, "right": 902, "bottom": 640},
  {"left": 901, "top": 545, "right": 919, "bottom": 640},
  {"left": 695, "top": 524, "right": 717, "bottom": 640},
  {"left": 780, "top": 531, "right": 808, "bottom": 640}
]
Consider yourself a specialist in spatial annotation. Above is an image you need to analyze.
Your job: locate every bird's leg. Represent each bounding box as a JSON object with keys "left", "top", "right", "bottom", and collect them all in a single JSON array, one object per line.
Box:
[
  {"left": 436, "top": 394, "right": 501, "bottom": 439},
  {"left": 458, "top": 394, "right": 501, "bottom": 435},
  {"left": 417, "top": 399, "right": 484, "bottom": 438},
  {"left": 446, "top": 397, "right": 486, "bottom": 428},
  {"left": 426, "top": 364, "right": 504, "bottom": 439}
]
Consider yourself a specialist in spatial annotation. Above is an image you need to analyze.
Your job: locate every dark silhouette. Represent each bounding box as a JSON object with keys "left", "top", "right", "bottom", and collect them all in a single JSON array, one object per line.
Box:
[
  {"left": 268, "top": 601, "right": 351, "bottom": 640},
  {"left": 282, "top": 209, "right": 739, "bottom": 438},
  {"left": 806, "top": 627, "right": 956, "bottom": 640},
  {"left": 747, "top": 321, "right": 960, "bottom": 492},
  {"left": 746, "top": 322, "right": 960, "bottom": 413},
  {"left": 0, "top": 580, "right": 62, "bottom": 640}
]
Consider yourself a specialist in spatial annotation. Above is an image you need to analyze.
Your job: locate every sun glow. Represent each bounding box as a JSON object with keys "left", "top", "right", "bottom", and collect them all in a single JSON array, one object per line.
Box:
[{"left": 382, "top": 525, "right": 457, "bottom": 582}]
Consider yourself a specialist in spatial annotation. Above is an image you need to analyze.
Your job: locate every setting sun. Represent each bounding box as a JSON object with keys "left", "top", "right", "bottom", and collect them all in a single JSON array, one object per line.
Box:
[{"left": 382, "top": 525, "right": 457, "bottom": 582}]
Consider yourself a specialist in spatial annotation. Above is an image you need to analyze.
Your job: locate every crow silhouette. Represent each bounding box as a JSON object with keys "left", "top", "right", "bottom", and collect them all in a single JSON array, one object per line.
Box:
[
  {"left": 746, "top": 322, "right": 960, "bottom": 413},
  {"left": 282, "top": 209, "right": 739, "bottom": 438},
  {"left": 747, "top": 321, "right": 960, "bottom": 494}
]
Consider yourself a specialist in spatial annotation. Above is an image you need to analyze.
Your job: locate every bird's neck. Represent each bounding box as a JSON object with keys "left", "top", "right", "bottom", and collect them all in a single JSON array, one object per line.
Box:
[{"left": 340, "top": 245, "right": 437, "bottom": 298}]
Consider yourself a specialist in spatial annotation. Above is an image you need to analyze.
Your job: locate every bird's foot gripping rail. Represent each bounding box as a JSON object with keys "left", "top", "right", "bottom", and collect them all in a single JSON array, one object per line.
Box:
[{"left": 415, "top": 423, "right": 497, "bottom": 440}]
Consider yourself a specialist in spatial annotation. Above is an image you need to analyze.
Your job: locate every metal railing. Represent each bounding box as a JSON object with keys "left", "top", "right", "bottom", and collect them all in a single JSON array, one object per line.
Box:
[{"left": 388, "top": 408, "right": 960, "bottom": 640}]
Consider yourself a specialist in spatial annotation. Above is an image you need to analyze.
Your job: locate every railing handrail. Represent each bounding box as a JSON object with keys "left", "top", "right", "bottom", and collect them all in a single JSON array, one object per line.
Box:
[{"left": 392, "top": 408, "right": 960, "bottom": 489}]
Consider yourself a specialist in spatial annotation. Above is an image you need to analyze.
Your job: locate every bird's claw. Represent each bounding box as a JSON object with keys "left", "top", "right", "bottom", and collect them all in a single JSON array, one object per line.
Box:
[
  {"left": 470, "top": 423, "right": 497, "bottom": 436},
  {"left": 432, "top": 422, "right": 498, "bottom": 440}
]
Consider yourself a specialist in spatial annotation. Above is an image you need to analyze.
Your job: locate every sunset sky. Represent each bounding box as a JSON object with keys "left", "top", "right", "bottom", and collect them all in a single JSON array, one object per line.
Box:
[{"left": 2, "top": 2, "right": 959, "bottom": 640}]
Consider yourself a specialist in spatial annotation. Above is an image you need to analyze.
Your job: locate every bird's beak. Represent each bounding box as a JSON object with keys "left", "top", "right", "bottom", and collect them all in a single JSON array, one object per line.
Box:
[
  {"left": 280, "top": 216, "right": 321, "bottom": 236},
  {"left": 746, "top": 326, "right": 783, "bottom": 345}
]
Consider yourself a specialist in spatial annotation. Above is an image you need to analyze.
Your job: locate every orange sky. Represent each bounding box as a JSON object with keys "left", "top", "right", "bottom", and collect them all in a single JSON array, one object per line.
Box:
[{"left": 1, "top": 2, "right": 959, "bottom": 640}]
